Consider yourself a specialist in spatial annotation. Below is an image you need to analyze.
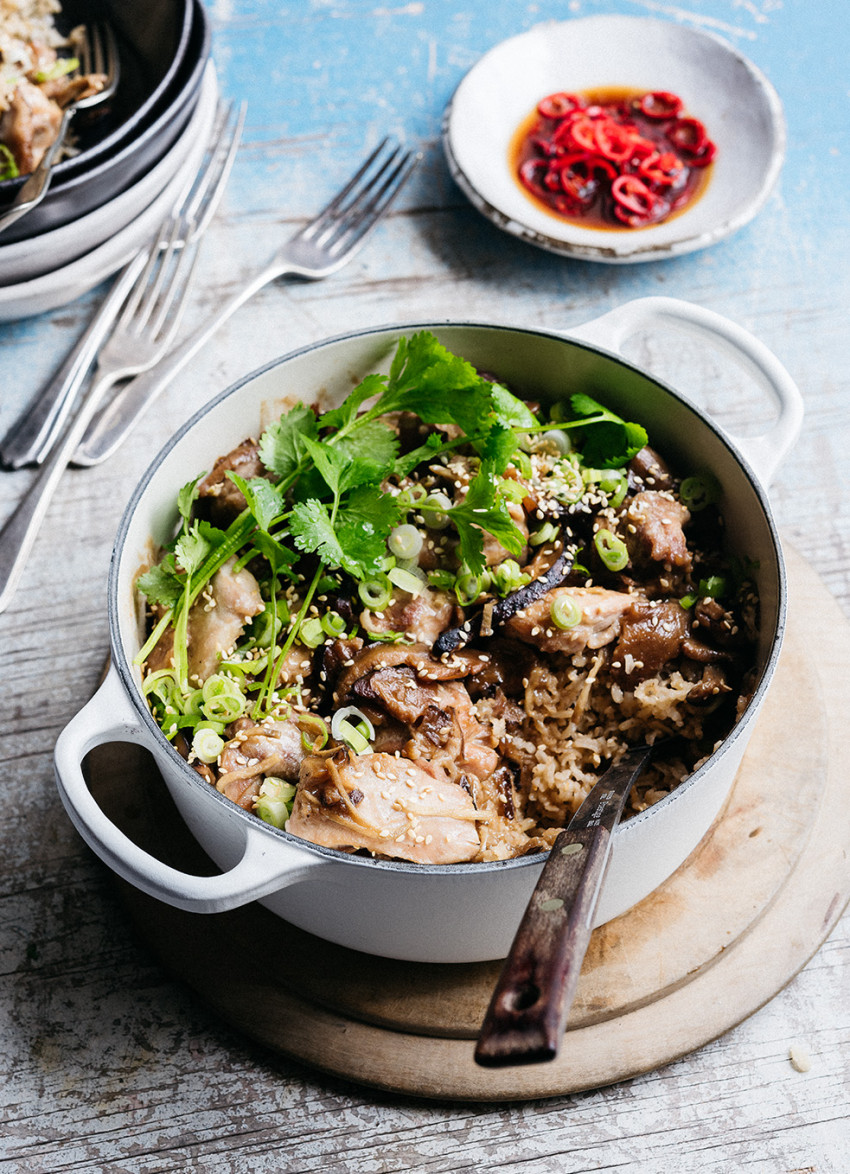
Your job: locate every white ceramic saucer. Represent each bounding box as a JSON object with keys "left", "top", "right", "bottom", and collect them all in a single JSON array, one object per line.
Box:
[
  {"left": 442, "top": 16, "right": 785, "bottom": 263},
  {"left": 0, "top": 63, "right": 218, "bottom": 321}
]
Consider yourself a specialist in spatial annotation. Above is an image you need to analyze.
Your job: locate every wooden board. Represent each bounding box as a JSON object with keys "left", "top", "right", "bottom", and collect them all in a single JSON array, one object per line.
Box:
[{"left": 87, "top": 546, "right": 850, "bottom": 1100}]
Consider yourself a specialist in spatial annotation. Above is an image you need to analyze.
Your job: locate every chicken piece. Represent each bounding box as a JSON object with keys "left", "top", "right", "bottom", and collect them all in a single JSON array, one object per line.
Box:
[
  {"left": 505, "top": 586, "right": 634, "bottom": 655},
  {"left": 0, "top": 78, "right": 62, "bottom": 172},
  {"left": 612, "top": 600, "right": 690, "bottom": 682},
  {"left": 196, "top": 439, "right": 272, "bottom": 525},
  {"left": 360, "top": 585, "right": 456, "bottom": 646},
  {"left": 215, "top": 715, "right": 313, "bottom": 808},
  {"left": 186, "top": 557, "right": 264, "bottom": 682},
  {"left": 288, "top": 750, "right": 482, "bottom": 863},
  {"left": 42, "top": 72, "right": 106, "bottom": 108},
  {"left": 625, "top": 491, "right": 691, "bottom": 570},
  {"left": 357, "top": 670, "right": 500, "bottom": 781}
]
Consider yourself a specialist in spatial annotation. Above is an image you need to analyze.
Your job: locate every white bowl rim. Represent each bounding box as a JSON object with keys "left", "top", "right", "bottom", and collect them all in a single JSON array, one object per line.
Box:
[
  {"left": 109, "top": 319, "right": 787, "bottom": 876},
  {"left": 442, "top": 14, "right": 787, "bottom": 263}
]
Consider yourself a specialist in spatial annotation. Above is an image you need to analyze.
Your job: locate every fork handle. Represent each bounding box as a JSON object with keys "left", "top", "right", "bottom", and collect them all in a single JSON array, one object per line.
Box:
[
  {"left": 0, "top": 366, "right": 116, "bottom": 615},
  {"left": 0, "top": 254, "right": 148, "bottom": 469},
  {"left": 0, "top": 108, "right": 73, "bottom": 236},
  {"left": 73, "top": 260, "right": 283, "bottom": 466}
]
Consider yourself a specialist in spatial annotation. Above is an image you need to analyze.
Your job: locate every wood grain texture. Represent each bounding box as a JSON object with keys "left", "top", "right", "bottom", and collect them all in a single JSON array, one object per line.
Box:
[{"left": 2, "top": 0, "right": 849, "bottom": 1169}]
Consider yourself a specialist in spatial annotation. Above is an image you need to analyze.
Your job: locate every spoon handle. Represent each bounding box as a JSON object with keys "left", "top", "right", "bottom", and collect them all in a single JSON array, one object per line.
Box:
[
  {"left": 475, "top": 745, "right": 654, "bottom": 1068},
  {"left": 474, "top": 822, "right": 610, "bottom": 1067}
]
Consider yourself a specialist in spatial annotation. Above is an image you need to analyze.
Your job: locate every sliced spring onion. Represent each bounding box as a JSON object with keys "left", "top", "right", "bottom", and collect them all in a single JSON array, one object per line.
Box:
[
  {"left": 680, "top": 472, "right": 721, "bottom": 511},
  {"left": 427, "top": 569, "right": 456, "bottom": 591},
  {"left": 597, "top": 469, "right": 629, "bottom": 508},
  {"left": 422, "top": 492, "right": 452, "bottom": 529},
  {"left": 358, "top": 574, "right": 393, "bottom": 611},
  {"left": 550, "top": 593, "right": 582, "bottom": 630},
  {"left": 529, "top": 521, "right": 559, "bottom": 547},
  {"left": 497, "top": 477, "right": 527, "bottom": 504},
  {"left": 593, "top": 528, "right": 629, "bottom": 572},
  {"left": 698, "top": 575, "right": 727, "bottom": 599},
  {"left": 0, "top": 143, "right": 19, "bottom": 181},
  {"left": 298, "top": 712, "right": 329, "bottom": 752},
  {"left": 320, "top": 610, "right": 346, "bottom": 637},
  {"left": 512, "top": 450, "right": 533, "bottom": 479},
  {"left": 33, "top": 56, "right": 78, "bottom": 82},
  {"left": 679, "top": 593, "right": 697, "bottom": 610},
  {"left": 331, "top": 706, "right": 375, "bottom": 753},
  {"left": 299, "top": 617, "right": 326, "bottom": 648},
  {"left": 192, "top": 727, "right": 225, "bottom": 764},
  {"left": 388, "top": 565, "right": 426, "bottom": 596},
  {"left": 254, "top": 777, "right": 297, "bottom": 829},
  {"left": 201, "top": 674, "right": 245, "bottom": 722},
  {"left": 541, "top": 429, "right": 572, "bottom": 455},
  {"left": 490, "top": 559, "right": 531, "bottom": 596},
  {"left": 388, "top": 524, "right": 424, "bottom": 560},
  {"left": 455, "top": 569, "right": 488, "bottom": 606}
]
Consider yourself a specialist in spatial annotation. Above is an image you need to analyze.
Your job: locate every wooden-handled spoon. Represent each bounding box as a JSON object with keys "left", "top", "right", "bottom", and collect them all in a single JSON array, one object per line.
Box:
[{"left": 474, "top": 745, "right": 656, "bottom": 1067}]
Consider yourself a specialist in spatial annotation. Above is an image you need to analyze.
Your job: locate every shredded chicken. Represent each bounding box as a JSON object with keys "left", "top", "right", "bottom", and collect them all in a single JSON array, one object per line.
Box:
[
  {"left": 186, "top": 558, "right": 264, "bottom": 683},
  {"left": 505, "top": 586, "right": 634, "bottom": 654},
  {"left": 287, "top": 750, "right": 482, "bottom": 864}
]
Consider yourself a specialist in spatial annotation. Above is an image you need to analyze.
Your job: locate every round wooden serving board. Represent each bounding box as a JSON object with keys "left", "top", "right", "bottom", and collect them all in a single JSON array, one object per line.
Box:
[{"left": 86, "top": 546, "right": 850, "bottom": 1101}]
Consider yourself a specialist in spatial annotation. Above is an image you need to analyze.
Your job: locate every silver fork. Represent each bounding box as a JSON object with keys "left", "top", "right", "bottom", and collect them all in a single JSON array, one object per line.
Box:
[
  {"left": 0, "top": 99, "right": 244, "bottom": 469},
  {"left": 0, "top": 103, "right": 244, "bottom": 616},
  {"left": 72, "top": 136, "right": 420, "bottom": 467},
  {"left": 0, "top": 23, "right": 120, "bottom": 236}
]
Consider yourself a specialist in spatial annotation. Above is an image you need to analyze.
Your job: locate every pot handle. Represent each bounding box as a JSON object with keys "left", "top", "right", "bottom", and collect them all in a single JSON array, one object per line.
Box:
[
  {"left": 567, "top": 296, "right": 803, "bottom": 487},
  {"left": 54, "top": 667, "right": 325, "bottom": 913}
]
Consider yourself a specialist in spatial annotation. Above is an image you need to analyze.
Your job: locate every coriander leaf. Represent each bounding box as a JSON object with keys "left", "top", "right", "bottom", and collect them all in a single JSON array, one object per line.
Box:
[
  {"left": 481, "top": 423, "right": 518, "bottom": 475},
  {"left": 490, "top": 383, "right": 537, "bottom": 431},
  {"left": 174, "top": 523, "right": 212, "bottom": 576},
  {"left": 318, "top": 373, "right": 386, "bottom": 432},
  {"left": 570, "top": 392, "right": 611, "bottom": 419},
  {"left": 258, "top": 403, "right": 318, "bottom": 480},
  {"left": 392, "top": 431, "right": 446, "bottom": 480},
  {"left": 375, "top": 332, "right": 482, "bottom": 420},
  {"left": 301, "top": 435, "right": 345, "bottom": 496},
  {"left": 289, "top": 500, "right": 345, "bottom": 568},
  {"left": 251, "top": 530, "right": 298, "bottom": 577},
  {"left": 449, "top": 461, "right": 525, "bottom": 576},
  {"left": 227, "top": 472, "right": 286, "bottom": 532},
  {"left": 137, "top": 563, "right": 183, "bottom": 607},
  {"left": 335, "top": 484, "right": 404, "bottom": 576},
  {"left": 580, "top": 420, "right": 648, "bottom": 468},
  {"left": 568, "top": 393, "right": 648, "bottom": 468},
  {"left": 177, "top": 474, "right": 206, "bottom": 524},
  {"left": 334, "top": 421, "right": 399, "bottom": 489}
]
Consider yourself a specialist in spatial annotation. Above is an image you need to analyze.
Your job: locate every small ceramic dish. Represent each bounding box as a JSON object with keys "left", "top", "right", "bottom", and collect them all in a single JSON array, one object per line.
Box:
[{"left": 442, "top": 15, "right": 785, "bottom": 263}]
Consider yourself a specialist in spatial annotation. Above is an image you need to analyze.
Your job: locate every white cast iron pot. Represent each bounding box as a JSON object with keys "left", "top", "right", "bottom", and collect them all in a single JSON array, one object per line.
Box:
[{"left": 54, "top": 297, "right": 802, "bottom": 963}]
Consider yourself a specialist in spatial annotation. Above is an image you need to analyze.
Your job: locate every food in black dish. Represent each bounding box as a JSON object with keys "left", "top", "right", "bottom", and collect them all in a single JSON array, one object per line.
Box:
[{"left": 0, "top": 0, "right": 196, "bottom": 243}]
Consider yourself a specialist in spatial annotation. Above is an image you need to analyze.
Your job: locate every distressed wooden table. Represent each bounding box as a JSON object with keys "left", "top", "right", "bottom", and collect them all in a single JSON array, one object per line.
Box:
[{"left": 1, "top": 1, "right": 848, "bottom": 1170}]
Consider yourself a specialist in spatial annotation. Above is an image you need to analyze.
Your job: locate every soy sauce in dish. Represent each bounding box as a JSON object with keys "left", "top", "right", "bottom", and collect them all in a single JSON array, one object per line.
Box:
[{"left": 511, "top": 87, "right": 716, "bottom": 231}]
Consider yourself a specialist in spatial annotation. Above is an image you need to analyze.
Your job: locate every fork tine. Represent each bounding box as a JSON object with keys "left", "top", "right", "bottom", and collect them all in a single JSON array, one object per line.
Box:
[
  {"left": 296, "top": 137, "right": 399, "bottom": 240},
  {"left": 182, "top": 101, "right": 245, "bottom": 237},
  {"left": 320, "top": 149, "right": 420, "bottom": 256},
  {"left": 308, "top": 143, "right": 405, "bottom": 246},
  {"left": 146, "top": 225, "right": 202, "bottom": 342}
]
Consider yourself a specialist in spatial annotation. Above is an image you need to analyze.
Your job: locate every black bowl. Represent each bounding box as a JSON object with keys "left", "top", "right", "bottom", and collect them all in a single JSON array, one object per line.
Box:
[{"left": 0, "top": 0, "right": 200, "bottom": 242}]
